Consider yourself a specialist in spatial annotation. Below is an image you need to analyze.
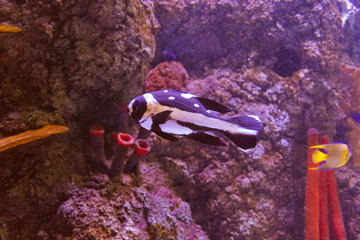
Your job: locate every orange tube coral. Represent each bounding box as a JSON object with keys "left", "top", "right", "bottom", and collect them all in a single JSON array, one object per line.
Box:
[
  {"left": 305, "top": 128, "right": 320, "bottom": 240},
  {"left": 109, "top": 133, "right": 134, "bottom": 178},
  {"left": 0, "top": 125, "right": 69, "bottom": 152},
  {"left": 89, "top": 125, "right": 108, "bottom": 173},
  {"left": 124, "top": 139, "right": 150, "bottom": 174},
  {"left": 327, "top": 170, "right": 346, "bottom": 239},
  {"left": 319, "top": 136, "right": 329, "bottom": 240}
]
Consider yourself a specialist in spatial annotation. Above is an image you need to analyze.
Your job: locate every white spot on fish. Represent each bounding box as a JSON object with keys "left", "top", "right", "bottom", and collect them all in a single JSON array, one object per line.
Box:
[
  {"left": 169, "top": 96, "right": 175, "bottom": 100},
  {"left": 194, "top": 103, "right": 200, "bottom": 107},
  {"left": 181, "top": 93, "right": 195, "bottom": 99},
  {"left": 164, "top": 90, "right": 168, "bottom": 93}
]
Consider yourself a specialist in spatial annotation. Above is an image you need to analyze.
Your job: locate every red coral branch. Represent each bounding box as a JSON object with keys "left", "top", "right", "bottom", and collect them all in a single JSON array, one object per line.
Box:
[
  {"left": 305, "top": 128, "right": 320, "bottom": 240},
  {"left": 319, "top": 136, "right": 330, "bottom": 240},
  {"left": 327, "top": 170, "right": 346, "bottom": 240}
]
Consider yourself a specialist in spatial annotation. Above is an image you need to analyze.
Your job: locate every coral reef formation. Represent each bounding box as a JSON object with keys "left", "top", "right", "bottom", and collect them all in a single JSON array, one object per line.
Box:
[
  {"left": 1, "top": 0, "right": 360, "bottom": 239},
  {"left": 144, "top": 61, "right": 189, "bottom": 92},
  {"left": 337, "top": 64, "right": 360, "bottom": 166},
  {"left": 153, "top": 0, "right": 342, "bottom": 75},
  {"left": 46, "top": 168, "right": 208, "bottom": 239},
  {"left": 169, "top": 66, "right": 340, "bottom": 239}
]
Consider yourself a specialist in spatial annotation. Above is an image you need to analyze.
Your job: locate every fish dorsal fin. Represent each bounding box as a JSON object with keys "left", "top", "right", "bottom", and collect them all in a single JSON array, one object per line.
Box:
[{"left": 195, "top": 97, "right": 232, "bottom": 113}]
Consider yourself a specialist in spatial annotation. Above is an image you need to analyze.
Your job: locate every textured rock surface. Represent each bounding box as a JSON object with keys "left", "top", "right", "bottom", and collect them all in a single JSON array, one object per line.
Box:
[
  {"left": 0, "top": 0, "right": 158, "bottom": 134},
  {"left": 147, "top": 66, "right": 344, "bottom": 239},
  {"left": 336, "top": 65, "right": 360, "bottom": 166},
  {"left": 153, "top": 0, "right": 342, "bottom": 76},
  {"left": 45, "top": 169, "right": 208, "bottom": 239}
]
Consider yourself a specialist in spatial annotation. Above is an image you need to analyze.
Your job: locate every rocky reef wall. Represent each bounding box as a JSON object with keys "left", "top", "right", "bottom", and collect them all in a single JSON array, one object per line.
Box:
[
  {"left": 0, "top": 0, "right": 159, "bottom": 238},
  {"left": 153, "top": 0, "right": 342, "bottom": 77}
]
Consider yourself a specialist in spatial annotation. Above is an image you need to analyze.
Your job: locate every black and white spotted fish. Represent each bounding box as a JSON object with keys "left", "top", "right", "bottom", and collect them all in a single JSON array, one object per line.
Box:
[{"left": 126, "top": 90, "right": 262, "bottom": 150}]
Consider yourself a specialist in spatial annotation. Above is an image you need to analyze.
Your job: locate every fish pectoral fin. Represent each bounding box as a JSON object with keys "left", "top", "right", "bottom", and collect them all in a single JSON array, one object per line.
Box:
[
  {"left": 186, "top": 132, "right": 226, "bottom": 146},
  {"left": 151, "top": 110, "right": 178, "bottom": 141},
  {"left": 195, "top": 97, "right": 232, "bottom": 113},
  {"left": 152, "top": 110, "right": 173, "bottom": 125},
  {"left": 152, "top": 129, "right": 179, "bottom": 141}
]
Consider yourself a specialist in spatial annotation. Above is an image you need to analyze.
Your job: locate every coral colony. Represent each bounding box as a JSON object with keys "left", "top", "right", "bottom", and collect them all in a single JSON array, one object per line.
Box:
[
  {"left": 305, "top": 128, "right": 346, "bottom": 240},
  {"left": 144, "top": 61, "right": 189, "bottom": 92},
  {"left": 89, "top": 125, "right": 150, "bottom": 177}
]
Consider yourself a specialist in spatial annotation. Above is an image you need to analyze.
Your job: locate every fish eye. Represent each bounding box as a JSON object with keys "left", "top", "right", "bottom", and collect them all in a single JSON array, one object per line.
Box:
[{"left": 133, "top": 100, "right": 141, "bottom": 111}]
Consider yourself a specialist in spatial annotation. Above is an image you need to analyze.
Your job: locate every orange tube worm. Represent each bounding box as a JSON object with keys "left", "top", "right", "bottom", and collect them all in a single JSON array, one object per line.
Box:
[
  {"left": 305, "top": 128, "right": 320, "bottom": 240},
  {"left": 89, "top": 125, "right": 108, "bottom": 173},
  {"left": 319, "top": 135, "right": 330, "bottom": 240},
  {"left": 124, "top": 139, "right": 150, "bottom": 174},
  {"left": 109, "top": 133, "right": 134, "bottom": 178},
  {"left": 327, "top": 170, "right": 346, "bottom": 239}
]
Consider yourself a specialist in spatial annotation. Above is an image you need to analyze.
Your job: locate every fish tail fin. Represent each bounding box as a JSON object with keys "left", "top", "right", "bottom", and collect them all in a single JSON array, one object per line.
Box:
[
  {"left": 223, "top": 115, "right": 262, "bottom": 150},
  {"left": 222, "top": 132, "right": 258, "bottom": 150}
]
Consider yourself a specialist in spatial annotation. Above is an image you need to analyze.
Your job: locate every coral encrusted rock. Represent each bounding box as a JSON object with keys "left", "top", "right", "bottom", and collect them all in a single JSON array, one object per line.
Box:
[
  {"left": 46, "top": 166, "right": 208, "bottom": 239},
  {"left": 152, "top": 0, "right": 342, "bottom": 76},
  {"left": 148, "top": 66, "right": 346, "bottom": 239},
  {"left": 144, "top": 61, "right": 189, "bottom": 92}
]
